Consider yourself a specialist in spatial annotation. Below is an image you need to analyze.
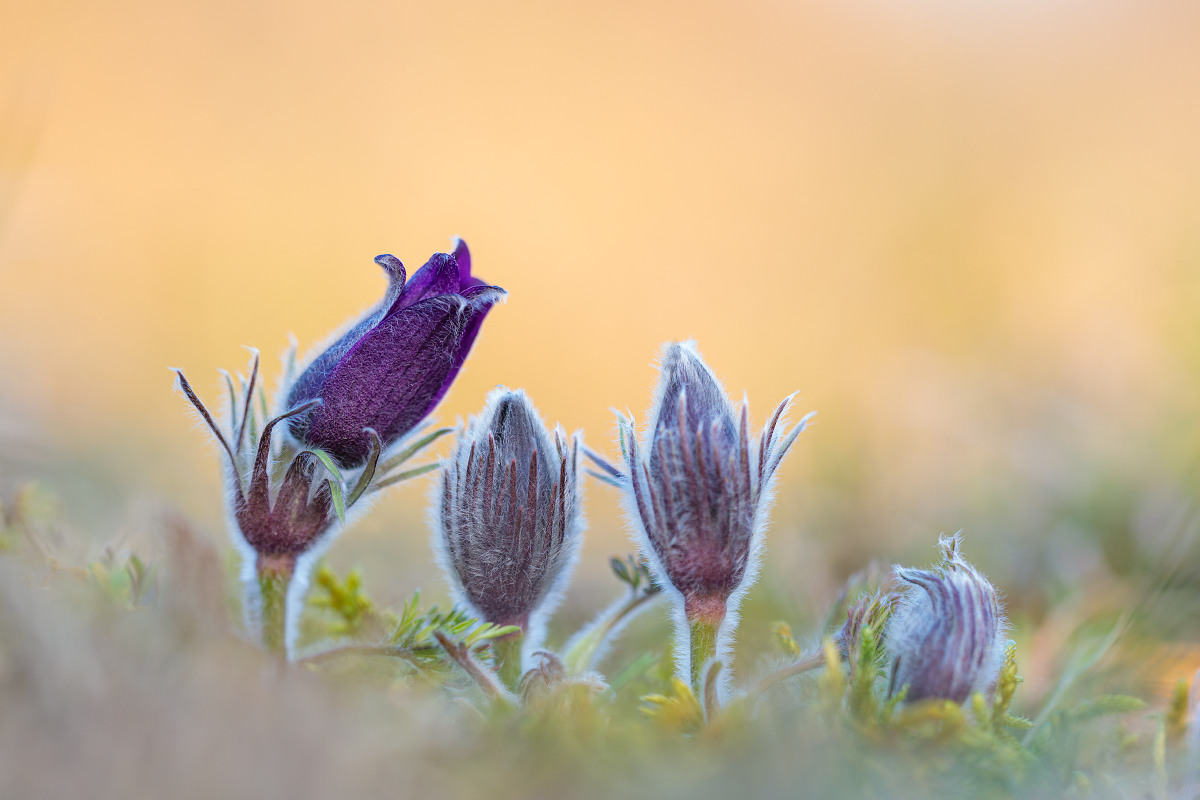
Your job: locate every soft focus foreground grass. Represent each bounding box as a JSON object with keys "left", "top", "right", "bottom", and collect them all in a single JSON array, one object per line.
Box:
[
  {"left": 0, "top": 472, "right": 1195, "bottom": 800},
  {"left": 3, "top": 0, "right": 1200, "bottom": 795}
]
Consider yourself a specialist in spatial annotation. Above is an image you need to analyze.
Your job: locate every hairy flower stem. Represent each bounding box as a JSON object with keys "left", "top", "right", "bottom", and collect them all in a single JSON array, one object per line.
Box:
[
  {"left": 703, "top": 661, "right": 724, "bottom": 721},
  {"left": 492, "top": 633, "right": 525, "bottom": 689},
  {"left": 688, "top": 618, "right": 721, "bottom": 696},
  {"left": 562, "top": 587, "right": 660, "bottom": 674},
  {"left": 296, "top": 644, "right": 420, "bottom": 664},
  {"left": 685, "top": 594, "right": 726, "bottom": 696},
  {"left": 257, "top": 554, "right": 295, "bottom": 655},
  {"left": 750, "top": 650, "right": 827, "bottom": 698},
  {"left": 433, "top": 631, "right": 516, "bottom": 707}
]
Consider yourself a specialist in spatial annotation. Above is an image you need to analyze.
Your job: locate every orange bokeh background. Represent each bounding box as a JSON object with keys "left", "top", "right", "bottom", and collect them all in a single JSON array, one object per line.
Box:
[{"left": 3, "top": 0, "right": 1200, "bottom": 637}]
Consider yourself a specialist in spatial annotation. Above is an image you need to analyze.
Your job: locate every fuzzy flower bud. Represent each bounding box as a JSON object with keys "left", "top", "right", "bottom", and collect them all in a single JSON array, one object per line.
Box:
[
  {"left": 837, "top": 590, "right": 900, "bottom": 668},
  {"left": 436, "top": 389, "right": 584, "bottom": 660},
  {"left": 612, "top": 340, "right": 812, "bottom": 694},
  {"left": 885, "top": 534, "right": 1007, "bottom": 704},
  {"left": 286, "top": 239, "right": 505, "bottom": 468}
]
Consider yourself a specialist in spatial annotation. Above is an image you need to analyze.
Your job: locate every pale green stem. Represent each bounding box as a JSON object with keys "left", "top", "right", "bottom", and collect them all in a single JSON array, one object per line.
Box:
[
  {"left": 257, "top": 554, "right": 295, "bottom": 655},
  {"left": 688, "top": 617, "right": 721, "bottom": 697},
  {"left": 562, "top": 588, "right": 660, "bottom": 674},
  {"left": 703, "top": 661, "right": 724, "bottom": 721},
  {"left": 492, "top": 633, "right": 525, "bottom": 689},
  {"left": 749, "top": 649, "right": 827, "bottom": 698}
]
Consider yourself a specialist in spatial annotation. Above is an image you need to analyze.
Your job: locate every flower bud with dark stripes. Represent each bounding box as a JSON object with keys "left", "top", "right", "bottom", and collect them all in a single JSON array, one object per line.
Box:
[
  {"left": 885, "top": 535, "right": 1007, "bottom": 704},
  {"left": 619, "top": 340, "right": 812, "bottom": 694},
  {"left": 437, "top": 389, "right": 583, "bottom": 654}
]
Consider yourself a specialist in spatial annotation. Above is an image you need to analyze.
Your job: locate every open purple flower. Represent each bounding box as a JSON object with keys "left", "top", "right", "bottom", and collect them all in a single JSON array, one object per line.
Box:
[
  {"left": 173, "top": 238, "right": 504, "bottom": 657},
  {"left": 285, "top": 238, "right": 505, "bottom": 468},
  {"left": 590, "top": 341, "right": 813, "bottom": 697},
  {"left": 885, "top": 535, "right": 1008, "bottom": 704}
]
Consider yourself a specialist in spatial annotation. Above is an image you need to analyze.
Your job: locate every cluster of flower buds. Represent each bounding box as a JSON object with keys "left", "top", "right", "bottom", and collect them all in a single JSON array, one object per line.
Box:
[
  {"left": 175, "top": 240, "right": 503, "bottom": 656},
  {"left": 885, "top": 534, "right": 1007, "bottom": 704},
  {"left": 590, "top": 341, "right": 813, "bottom": 698},
  {"left": 173, "top": 233, "right": 1037, "bottom": 729},
  {"left": 435, "top": 388, "right": 584, "bottom": 672},
  {"left": 174, "top": 235, "right": 847, "bottom": 711}
]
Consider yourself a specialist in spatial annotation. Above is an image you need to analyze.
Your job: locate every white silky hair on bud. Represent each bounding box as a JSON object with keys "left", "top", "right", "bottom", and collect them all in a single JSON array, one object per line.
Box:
[
  {"left": 885, "top": 533, "right": 1009, "bottom": 704},
  {"left": 616, "top": 340, "right": 813, "bottom": 701},
  {"left": 431, "top": 387, "right": 585, "bottom": 673}
]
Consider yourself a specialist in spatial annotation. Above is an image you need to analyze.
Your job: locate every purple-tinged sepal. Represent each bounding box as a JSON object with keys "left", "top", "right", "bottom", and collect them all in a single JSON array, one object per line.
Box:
[
  {"left": 285, "top": 241, "right": 505, "bottom": 469},
  {"left": 175, "top": 352, "right": 450, "bottom": 656},
  {"left": 435, "top": 388, "right": 585, "bottom": 675},
  {"left": 609, "top": 340, "right": 814, "bottom": 702},
  {"left": 885, "top": 534, "right": 1008, "bottom": 705}
]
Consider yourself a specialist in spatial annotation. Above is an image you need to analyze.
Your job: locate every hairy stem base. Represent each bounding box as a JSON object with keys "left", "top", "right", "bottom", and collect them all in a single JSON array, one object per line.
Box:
[
  {"left": 492, "top": 633, "right": 525, "bottom": 689},
  {"left": 257, "top": 553, "right": 296, "bottom": 655}
]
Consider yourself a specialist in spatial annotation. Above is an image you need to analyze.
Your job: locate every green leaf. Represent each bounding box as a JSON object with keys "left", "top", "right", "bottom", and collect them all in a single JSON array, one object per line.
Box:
[
  {"left": 609, "top": 651, "right": 656, "bottom": 694},
  {"left": 849, "top": 624, "right": 881, "bottom": 723},
  {"left": 372, "top": 462, "right": 440, "bottom": 492},
  {"left": 1168, "top": 676, "right": 1190, "bottom": 739},
  {"left": 463, "top": 623, "right": 520, "bottom": 646},
  {"left": 220, "top": 370, "right": 240, "bottom": 442},
  {"left": 307, "top": 564, "right": 379, "bottom": 638},
  {"left": 257, "top": 385, "right": 269, "bottom": 430},
  {"left": 378, "top": 428, "right": 453, "bottom": 475},
  {"left": 771, "top": 621, "right": 802, "bottom": 658},
  {"left": 346, "top": 429, "right": 382, "bottom": 508},
  {"left": 992, "top": 640, "right": 1022, "bottom": 732},
  {"left": 1071, "top": 694, "right": 1146, "bottom": 722},
  {"left": 611, "top": 556, "right": 633, "bottom": 586},
  {"left": 281, "top": 336, "right": 298, "bottom": 386},
  {"left": 306, "top": 449, "right": 346, "bottom": 525},
  {"left": 640, "top": 677, "right": 704, "bottom": 733}
]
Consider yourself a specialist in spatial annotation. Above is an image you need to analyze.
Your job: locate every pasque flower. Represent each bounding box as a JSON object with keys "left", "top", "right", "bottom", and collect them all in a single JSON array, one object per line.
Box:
[
  {"left": 593, "top": 341, "right": 813, "bottom": 697},
  {"left": 885, "top": 534, "right": 1007, "bottom": 704},
  {"left": 436, "top": 388, "right": 583, "bottom": 671},
  {"left": 174, "top": 239, "right": 503, "bottom": 656},
  {"left": 286, "top": 238, "right": 504, "bottom": 468}
]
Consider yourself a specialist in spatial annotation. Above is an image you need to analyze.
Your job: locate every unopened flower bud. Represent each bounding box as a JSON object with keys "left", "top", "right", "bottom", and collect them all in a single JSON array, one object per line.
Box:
[
  {"left": 436, "top": 389, "right": 584, "bottom": 662},
  {"left": 885, "top": 534, "right": 1007, "bottom": 704},
  {"left": 837, "top": 590, "right": 900, "bottom": 668},
  {"left": 286, "top": 239, "right": 504, "bottom": 468},
  {"left": 616, "top": 340, "right": 813, "bottom": 695}
]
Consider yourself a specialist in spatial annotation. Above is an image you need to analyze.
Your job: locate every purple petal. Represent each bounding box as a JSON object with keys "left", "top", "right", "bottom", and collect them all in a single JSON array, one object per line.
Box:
[
  {"left": 447, "top": 287, "right": 498, "bottom": 368},
  {"left": 286, "top": 256, "right": 406, "bottom": 408},
  {"left": 299, "top": 292, "right": 495, "bottom": 467},
  {"left": 452, "top": 237, "right": 472, "bottom": 282},
  {"left": 452, "top": 238, "right": 486, "bottom": 290},
  {"left": 387, "top": 252, "right": 461, "bottom": 317},
  {"left": 409, "top": 290, "right": 504, "bottom": 445}
]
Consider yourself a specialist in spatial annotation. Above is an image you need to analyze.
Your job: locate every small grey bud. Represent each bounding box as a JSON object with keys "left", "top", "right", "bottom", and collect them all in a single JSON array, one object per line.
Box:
[
  {"left": 885, "top": 535, "right": 1007, "bottom": 704},
  {"left": 436, "top": 389, "right": 584, "bottom": 654}
]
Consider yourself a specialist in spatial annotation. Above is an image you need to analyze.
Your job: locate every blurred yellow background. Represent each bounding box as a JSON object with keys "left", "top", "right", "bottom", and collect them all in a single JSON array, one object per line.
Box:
[{"left": 2, "top": 0, "right": 1200, "bottom": 641}]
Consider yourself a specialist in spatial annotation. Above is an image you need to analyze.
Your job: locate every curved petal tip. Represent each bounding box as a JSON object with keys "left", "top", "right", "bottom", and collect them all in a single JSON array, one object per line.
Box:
[{"left": 451, "top": 237, "right": 472, "bottom": 283}]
